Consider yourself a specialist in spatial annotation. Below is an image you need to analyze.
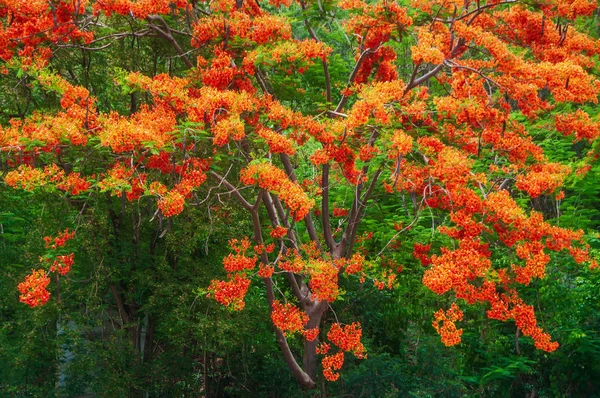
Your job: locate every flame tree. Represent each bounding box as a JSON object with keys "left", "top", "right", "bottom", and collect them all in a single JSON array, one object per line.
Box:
[{"left": 1, "top": 0, "right": 600, "bottom": 388}]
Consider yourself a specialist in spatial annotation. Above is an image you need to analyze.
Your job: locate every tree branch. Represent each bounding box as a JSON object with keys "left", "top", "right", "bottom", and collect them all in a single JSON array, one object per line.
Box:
[
  {"left": 335, "top": 46, "right": 380, "bottom": 113},
  {"left": 262, "top": 192, "right": 305, "bottom": 304},
  {"left": 321, "top": 164, "right": 336, "bottom": 252},
  {"left": 250, "top": 201, "right": 316, "bottom": 389},
  {"left": 344, "top": 163, "right": 385, "bottom": 257},
  {"left": 299, "top": 0, "right": 331, "bottom": 103},
  {"left": 337, "top": 129, "right": 380, "bottom": 257},
  {"left": 280, "top": 154, "right": 322, "bottom": 248},
  {"left": 146, "top": 14, "right": 194, "bottom": 69},
  {"left": 210, "top": 171, "right": 253, "bottom": 210}
]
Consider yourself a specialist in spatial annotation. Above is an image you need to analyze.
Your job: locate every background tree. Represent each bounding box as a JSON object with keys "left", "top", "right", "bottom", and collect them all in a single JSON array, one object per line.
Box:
[{"left": 1, "top": 0, "right": 600, "bottom": 395}]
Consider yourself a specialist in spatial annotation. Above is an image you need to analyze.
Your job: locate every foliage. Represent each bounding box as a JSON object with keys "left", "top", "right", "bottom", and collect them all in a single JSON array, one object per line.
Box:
[{"left": 2, "top": 0, "right": 600, "bottom": 395}]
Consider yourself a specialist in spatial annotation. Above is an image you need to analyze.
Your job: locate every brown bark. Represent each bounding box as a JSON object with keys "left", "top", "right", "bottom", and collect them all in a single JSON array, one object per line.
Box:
[
  {"left": 146, "top": 15, "right": 194, "bottom": 69},
  {"left": 303, "top": 300, "right": 328, "bottom": 383},
  {"left": 109, "top": 283, "right": 138, "bottom": 346},
  {"left": 250, "top": 195, "right": 318, "bottom": 389}
]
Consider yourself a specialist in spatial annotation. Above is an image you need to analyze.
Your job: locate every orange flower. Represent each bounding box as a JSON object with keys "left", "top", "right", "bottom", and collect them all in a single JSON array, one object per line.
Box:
[
  {"left": 158, "top": 190, "right": 185, "bottom": 217},
  {"left": 18, "top": 269, "right": 51, "bottom": 308},
  {"left": 209, "top": 274, "right": 251, "bottom": 311},
  {"left": 303, "top": 327, "right": 319, "bottom": 341},
  {"left": 270, "top": 226, "right": 288, "bottom": 239},
  {"left": 222, "top": 253, "right": 257, "bottom": 273},
  {"left": 49, "top": 253, "right": 75, "bottom": 276},
  {"left": 432, "top": 303, "right": 464, "bottom": 347},
  {"left": 308, "top": 259, "right": 339, "bottom": 302},
  {"left": 240, "top": 163, "right": 314, "bottom": 221},
  {"left": 327, "top": 322, "right": 365, "bottom": 358},
  {"left": 271, "top": 300, "right": 308, "bottom": 335},
  {"left": 322, "top": 352, "right": 344, "bottom": 381}
]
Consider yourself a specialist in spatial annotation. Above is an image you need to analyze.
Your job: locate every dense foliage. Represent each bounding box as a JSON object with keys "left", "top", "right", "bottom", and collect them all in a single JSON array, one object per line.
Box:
[{"left": 2, "top": 0, "right": 600, "bottom": 396}]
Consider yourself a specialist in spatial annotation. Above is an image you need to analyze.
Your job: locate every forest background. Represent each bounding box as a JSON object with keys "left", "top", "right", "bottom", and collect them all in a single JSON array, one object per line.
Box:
[{"left": 2, "top": 0, "right": 600, "bottom": 397}]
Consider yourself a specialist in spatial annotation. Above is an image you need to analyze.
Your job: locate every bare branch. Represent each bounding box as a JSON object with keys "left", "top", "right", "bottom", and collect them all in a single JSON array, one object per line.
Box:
[
  {"left": 146, "top": 14, "right": 194, "bottom": 69},
  {"left": 335, "top": 46, "right": 381, "bottom": 113},
  {"left": 280, "top": 154, "right": 322, "bottom": 248},
  {"left": 321, "top": 164, "right": 336, "bottom": 252},
  {"left": 299, "top": 0, "right": 332, "bottom": 103},
  {"left": 210, "top": 171, "right": 253, "bottom": 210}
]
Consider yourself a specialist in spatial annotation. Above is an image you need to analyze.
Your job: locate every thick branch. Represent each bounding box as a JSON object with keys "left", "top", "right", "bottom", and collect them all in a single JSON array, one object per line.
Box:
[
  {"left": 335, "top": 47, "right": 379, "bottom": 113},
  {"left": 321, "top": 164, "right": 336, "bottom": 252},
  {"left": 109, "top": 283, "right": 138, "bottom": 347},
  {"left": 444, "top": 60, "right": 500, "bottom": 87},
  {"left": 404, "top": 63, "right": 445, "bottom": 93},
  {"left": 264, "top": 276, "right": 316, "bottom": 389},
  {"left": 405, "top": 0, "right": 508, "bottom": 95},
  {"left": 110, "top": 283, "right": 130, "bottom": 325},
  {"left": 280, "top": 154, "right": 322, "bottom": 248},
  {"left": 250, "top": 203, "right": 315, "bottom": 389},
  {"left": 262, "top": 192, "right": 304, "bottom": 303},
  {"left": 255, "top": 68, "right": 271, "bottom": 95}
]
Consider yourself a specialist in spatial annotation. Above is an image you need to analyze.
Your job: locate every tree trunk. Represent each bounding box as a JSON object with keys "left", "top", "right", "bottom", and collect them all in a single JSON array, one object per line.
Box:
[{"left": 303, "top": 300, "right": 328, "bottom": 384}]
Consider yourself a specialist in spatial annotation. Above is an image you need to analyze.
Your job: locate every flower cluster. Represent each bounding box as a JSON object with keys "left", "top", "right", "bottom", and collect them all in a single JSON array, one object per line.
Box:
[
  {"left": 212, "top": 115, "right": 246, "bottom": 146},
  {"left": 270, "top": 300, "right": 308, "bottom": 335},
  {"left": 556, "top": 110, "right": 600, "bottom": 142},
  {"left": 270, "top": 226, "right": 288, "bottom": 239},
  {"left": 411, "top": 24, "right": 450, "bottom": 65},
  {"left": 97, "top": 163, "right": 134, "bottom": 196},
  {"left": 222, "top": 253, "right": 257, "bottom": 273},
  {"left": 308, "top": 259, "right": 339, "bottom": 302},
  {"left": 93, "top": 0, "right": 188, "bottom": 19},
  {"left": 413, "top": 243, "right": 432, "bottom": 267},
  {"left": 18, "top": 269, "right": 51, "bottom": 308},
  {"left": 158, "top": 190, "right": 185, "bottom": 218},
  {"left": 257, "top": 127, "right": 296, "bottom": 155},
  {"left": 44, "top": 229, "right": 76, "bottom": 249},
  {"left": 0, "top": 1, "right": 92, "bottom": 63},
  {"left": 373, "top": 270, "right": 396, "bottom": 290},
  {"left": 303, "top": 327, "right": 319, "bottom": 341},
  {"left": 56, "top": 172, "right": 91, "bottom": 196},
  {"left": 49, "top": 253, "right": 75, "bottom": 276},
  {"left": 332, "top": 206, "right": 348, "bottom": 218},
  {"left": 421, "top": 185, "right": 595, "bottom": 351},
  {"left": 388, "top": 130, "right": 414, "bottom": 159},
  {"left": 261, "top": 96, "right": 333, "bottom": 144},
  {"left": 99, "top": 104, "right": 177, "bottom": 153},
  {"left": 515, "top": 163, "right": 571, "bottom": 198},
  {"left": 257, "top": 264, "right": 274, "bottom": 278},
  {"left": 41, "top": 230, "right": 77, "bottom": 277},
  {"left": 153, "top": 157, "right": 208, "bottom": 217},
  {"left": 339, "top": 253, "right": 365, "bottom": 275},
  {"left": 432, "top": 303, "right": 464, "bottom": 347},
  {"left": 318, "top": 322, "right": 366, "bottom": 382},
  {"left": 208, "top": 274, "right": 251, "bottom": 311},
  {"left": 327, "top": 322, "right": 365, "bottom": 358},
  {"left": 322, "top": 352, "right": 344, "bottom": 382},
  {"left": 511, "top": 298, "right": 559, "bottom": 352},
  {"left": 4, "top": 165, "right": 90, "bottom": 195},
  {"left": 278, "top": 252, "right": 306, "bottom": 274},
  {"left": 341, "top": 0, "right": 412, "bottom": 83},
  {"left": 209, "top": 238, "right": 264, "bottom": 310},
  {"left": 18, "top": 228, "right": 77, "bottom": 307},
  {"left": 240, "top": 163, "right": 314, "bottom": 221}
]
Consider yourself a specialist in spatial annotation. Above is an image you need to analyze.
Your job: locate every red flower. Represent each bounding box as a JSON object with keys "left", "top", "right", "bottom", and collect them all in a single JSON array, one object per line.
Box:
[{"left": 18, "top": 269, "right": 51, "bottom": 308}]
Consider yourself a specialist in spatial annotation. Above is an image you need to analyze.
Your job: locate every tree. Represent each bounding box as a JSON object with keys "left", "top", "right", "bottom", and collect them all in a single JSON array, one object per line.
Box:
[{"left": 1, "top": 0, "right": 599, "bottom": 390}]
